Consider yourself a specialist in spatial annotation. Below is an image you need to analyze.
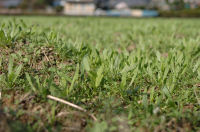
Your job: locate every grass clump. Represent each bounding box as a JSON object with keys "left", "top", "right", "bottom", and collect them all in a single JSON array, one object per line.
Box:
[{"left": 0, "top": 16, "right": 200, "bottom": 132}]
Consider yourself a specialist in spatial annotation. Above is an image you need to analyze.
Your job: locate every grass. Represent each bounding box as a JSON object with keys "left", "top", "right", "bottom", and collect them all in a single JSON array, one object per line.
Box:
[{"left": 0, "top": 16, "right": 200, "bottom": 132}]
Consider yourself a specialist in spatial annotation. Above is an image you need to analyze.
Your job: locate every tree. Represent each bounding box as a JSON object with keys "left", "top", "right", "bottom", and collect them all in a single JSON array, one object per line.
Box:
[
  {"left": 165, "top": 0, "right": 185, "bottom": 10},
  {"left": 94, "top": 0, "right": 110, "bottom": 10},
  {"left": 19, "top": 0, "right": 54, "bottom": 10}
]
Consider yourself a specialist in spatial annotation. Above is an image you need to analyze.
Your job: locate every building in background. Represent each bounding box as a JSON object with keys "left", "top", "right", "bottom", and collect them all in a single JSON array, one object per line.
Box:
[
  {"left": 109, "top": 0, "right": 150, "bottom": 9},
  {"left": 63, "top": 0, "right": 95, "bottom": 15},
  {"left": 1, "top": 0, "right": 199, "bottom": 16},
  {"left": 150, "top": 0, "right": 170, "bottom": 10},
  {"left": 0, "top": 0, "right": 22, "bottom": 8},
  {"left": 94, "top": 0, "right": 158, "bottom": 17},
  {"left": 183, "top": 0, "right": 200, "bottom": 9},
  {"left": 53, "top": 0, "right": 66, "bottom": 6},
  {"left": 94, "top": 0, "right": 150, "bottom": 9},
  {"left": 150, "top": 0, "right": 200, "bottom": 10}
]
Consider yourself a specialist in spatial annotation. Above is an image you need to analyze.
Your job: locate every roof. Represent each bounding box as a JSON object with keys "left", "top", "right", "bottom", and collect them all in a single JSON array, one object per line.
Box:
[
  {"left": 66, "top": 0, "right": 94, "bottom": 3},
  {"left": 0, "top": 0, "right": 21, "bottom": 7},
  {"left": 109, "top": 0, "right": 150, "bottom": 8}
]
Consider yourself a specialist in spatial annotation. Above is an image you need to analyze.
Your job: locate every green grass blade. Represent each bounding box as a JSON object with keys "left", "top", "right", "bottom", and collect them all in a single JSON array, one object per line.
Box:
[
  {"left": 68, "top": 64, "right": 79, "bottom": 95},
  {"left": 13, "top": 64, "right": 23, "bottom": 83},
  {"left": 25, "top": 73, "right": 37, "bottom": 92},
  {"left": 95, "top": 65, "right": 104, "bottom": 88}
]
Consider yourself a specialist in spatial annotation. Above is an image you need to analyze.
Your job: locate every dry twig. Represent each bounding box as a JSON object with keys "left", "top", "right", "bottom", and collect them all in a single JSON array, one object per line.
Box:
[
  {"left": 43, "top": 51, "right": 50, "bottom": 62},
  {"left": 47, "top": 95, "right": 97, "bottom": 121}
]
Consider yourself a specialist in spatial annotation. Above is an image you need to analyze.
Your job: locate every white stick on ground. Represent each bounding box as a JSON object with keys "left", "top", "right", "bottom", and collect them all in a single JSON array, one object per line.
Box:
[
  {"left": 43, "top": 52, "right": 50, "bottom": 62},
  {"left": 47, "top": 95, "right": 86, "bottom": 112},
  {"left": 47, "top": 95, "right": 97, "bottom": 121}
]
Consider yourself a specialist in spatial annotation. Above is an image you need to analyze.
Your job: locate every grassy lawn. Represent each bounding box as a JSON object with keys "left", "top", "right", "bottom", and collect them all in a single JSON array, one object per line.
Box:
[{"left": 0, "top": 16, "right": 200, "bottom": 132}]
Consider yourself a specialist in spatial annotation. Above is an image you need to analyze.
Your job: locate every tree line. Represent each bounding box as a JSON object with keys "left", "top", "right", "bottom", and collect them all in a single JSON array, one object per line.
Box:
[{"left": 19, "top": 0, "right": 54, "bottom": 9}]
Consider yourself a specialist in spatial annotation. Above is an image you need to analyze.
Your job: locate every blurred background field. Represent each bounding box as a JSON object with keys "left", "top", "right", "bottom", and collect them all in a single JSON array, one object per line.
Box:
[{"left": 0, "top": 0, "right": 200, "bottom": 17}]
